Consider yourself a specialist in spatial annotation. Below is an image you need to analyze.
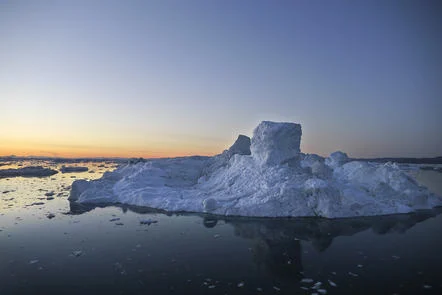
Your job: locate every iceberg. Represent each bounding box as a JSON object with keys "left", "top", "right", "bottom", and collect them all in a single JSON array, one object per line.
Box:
[{"left": 69, "top": 121, "right": 442, "bottom": 218}]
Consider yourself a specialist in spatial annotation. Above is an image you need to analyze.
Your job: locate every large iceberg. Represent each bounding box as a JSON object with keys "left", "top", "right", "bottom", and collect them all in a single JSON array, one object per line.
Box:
[{"left": 69, "top": 121, "right": 442, "bottom": 218}]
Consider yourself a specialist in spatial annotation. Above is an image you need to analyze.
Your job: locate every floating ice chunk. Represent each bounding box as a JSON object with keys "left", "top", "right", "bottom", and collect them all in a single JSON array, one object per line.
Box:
[
  {"left": 237, "top": 282, "right": 245, "bottom": 287},
  {"left": 348, "top": 272, "right": 359, "bottom": 277},
  {"left": 0, "top": 166, "right": 58, "bottom": 178},
  {"left": 328, "top": 280, "right": 337, "bottom": 287},
  {"left": 72, "top": 250, "right": 83, "bottom": 257},
  {"left": 312, "top": 282, "right": 322, "bottom": 289},
  {"left": 251, "top": 121, "right": 302, "bottom": 165},
  {"left": 29, "top": 259, "right": 39, "bottom": 264},
  {"left": 61, "top": 166, "right": 88, "bottom": 173},
  {"left": 30, "top": 202, "right": 45, "bottom": 206},
  {"left": 140, "top": 219, "right": 158, "bottom": 225},
  {"left": 301, "top": 278, "right": 314, "bottom": 283}
]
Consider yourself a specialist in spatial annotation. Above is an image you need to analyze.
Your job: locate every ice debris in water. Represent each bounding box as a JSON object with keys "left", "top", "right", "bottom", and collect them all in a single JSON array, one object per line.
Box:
[
  {"left": 72, "top": 250, "right": 83, "bottom": 257},
  {"left": 0, "top": 166, "right": 58, "bottom": 178},
  {"left": 328, "top": 280, "right": 337, "bottom": 287},
  {"left": 69, "top": 121, "right": 442, "bottom": 218},
  {"left": 139, "top": 219, "right": 158, "bottom": 225},
  {"left": 60, "top": 166, "right": 88, "bottom": 173}
]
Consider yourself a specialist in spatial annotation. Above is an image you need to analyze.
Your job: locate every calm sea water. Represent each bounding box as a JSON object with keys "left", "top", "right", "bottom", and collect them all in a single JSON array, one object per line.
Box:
[{"left": 1, "top": 161, "right": 441, "bottom": 294}]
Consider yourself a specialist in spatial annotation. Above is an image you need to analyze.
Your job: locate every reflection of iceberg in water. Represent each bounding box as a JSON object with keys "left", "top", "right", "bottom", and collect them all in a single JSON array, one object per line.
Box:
[
  {"left": 216, "top": 208, "right": 442, "bottom": 280},
  {"left": 225, "top": 208, "right": 442, "bottom": 252},
  {"left": 67, "top": 201, "right": 441, "bottom": 281}
]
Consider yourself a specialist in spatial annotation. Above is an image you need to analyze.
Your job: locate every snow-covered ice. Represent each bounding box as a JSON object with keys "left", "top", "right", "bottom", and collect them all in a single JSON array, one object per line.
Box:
[{"left": 69, "top": 121, "right": 442, "bottom": 218}]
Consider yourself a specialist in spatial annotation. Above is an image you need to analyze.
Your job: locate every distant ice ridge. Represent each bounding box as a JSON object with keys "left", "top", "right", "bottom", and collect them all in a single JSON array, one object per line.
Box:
[{"left": 69, "top": 121, "right": 442, "bottom": 218}]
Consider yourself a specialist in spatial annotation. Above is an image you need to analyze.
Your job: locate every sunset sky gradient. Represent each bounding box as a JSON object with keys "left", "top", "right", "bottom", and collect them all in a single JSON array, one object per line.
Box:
[{"left": 1, "top": 0, "right": 441, "bottom": 158}]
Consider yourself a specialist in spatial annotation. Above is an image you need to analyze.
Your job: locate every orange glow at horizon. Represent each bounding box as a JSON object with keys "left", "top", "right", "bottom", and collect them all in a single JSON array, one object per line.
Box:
[{"left": 0, "top": 140, "right": 225, "bottom": 159}]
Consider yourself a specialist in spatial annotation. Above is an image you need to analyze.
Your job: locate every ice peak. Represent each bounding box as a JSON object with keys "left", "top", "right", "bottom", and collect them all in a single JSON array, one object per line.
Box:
[
  {"left": 227, "top": 134, "right": 251, "bottom": 158},
  {"left": 251, "top": 121, "right": 302, "bottom": 165}
]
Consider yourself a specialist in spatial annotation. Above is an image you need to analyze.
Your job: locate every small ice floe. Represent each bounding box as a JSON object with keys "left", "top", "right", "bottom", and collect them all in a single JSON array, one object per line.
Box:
[
  {"left": 29, "top": 259, "right": 39, "bottom": 264},
  {"left": 256, "top": 287, "right": 263, "bottom": 292},
  {"left": 30, "top": 202, "right": 45, "bottom": 206},
  {"left": 300, "top": 287, "right": 309, "bottom": 290},
  {"left": 140, "top": 219, "right": 158, "bottom": 225},
  {"left": 328, "top": 280, "right": 337, "bottom": 287},
  {"left": 237, "top": 281, "right": 245, "bottom": 287},
  {"left": 357, "top": 264, "right": 363, "bottom": 268},
  {"left": 208, "top": 285, "right": 216, "bottom": 289},
  {"left": 423, "top": 284, "right": 432, "bottom": 289},
  {"left": 0, "top": 166, "right": 58, "bottom": 178},
  {"left": 60, "top": 166, "right": 88, "bottom": 173},
  {"left": 46, "top": 213, "right": 55, "bottom": 219},
  {"left": 312, "top": 282, "right": 322, "bottom": 289},
  {"left": 301, "top": 278, "right": 314, "bottom": 283},
  {"left": 273, "top": 286, "right": 281, "bottom": 291},
  {"left": 348, "top": 272, "right": 359, "bottom": 277},
  {"left": 114, "top": 262, "right": 126, "bottom": 275},
  {"left": 213, "top": 234, "right": 221, "bottom": 239},
  {"left": 109, "top": 218, "right": 120, "bottom": 222},
  {"left": 392, "top": 255, "right": 400, "bottom": 260},
  {"left": 72, "top": 250, "right": 83, "bottom": 257}
]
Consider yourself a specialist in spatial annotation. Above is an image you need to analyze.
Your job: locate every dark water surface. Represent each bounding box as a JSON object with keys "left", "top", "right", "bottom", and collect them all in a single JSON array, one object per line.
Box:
[{"left": 1, "top": 161, "right": 442, "bottom": 294}]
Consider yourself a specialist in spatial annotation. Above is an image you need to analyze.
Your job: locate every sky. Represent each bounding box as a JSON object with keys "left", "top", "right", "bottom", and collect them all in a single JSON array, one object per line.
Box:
[{"left": 1, "top": 0, "right": 441, "bottom": 158}]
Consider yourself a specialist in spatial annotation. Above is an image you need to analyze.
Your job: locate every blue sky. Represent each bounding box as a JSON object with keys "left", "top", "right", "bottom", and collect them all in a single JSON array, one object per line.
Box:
[{"left": 1, "top": 0, "right": 441, "bottom": 157}]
